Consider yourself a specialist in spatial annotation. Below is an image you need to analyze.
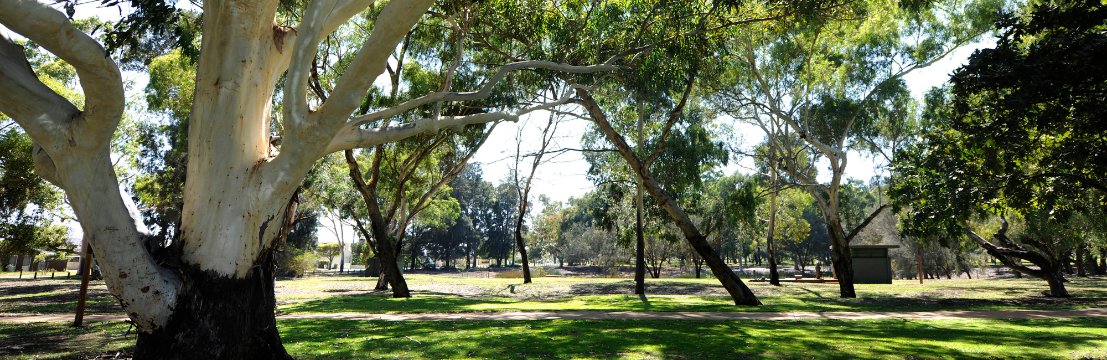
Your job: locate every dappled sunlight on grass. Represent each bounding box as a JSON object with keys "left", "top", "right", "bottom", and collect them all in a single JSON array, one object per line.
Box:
[
  {"left": 277, "top": 275, "right": 1107, "bottom": 314},
  {"left": 279, "top": 318, "right": 1107, "bottom": 359},
  {"left": 0, "top": 321, "right": 134, "bottom": 360}
]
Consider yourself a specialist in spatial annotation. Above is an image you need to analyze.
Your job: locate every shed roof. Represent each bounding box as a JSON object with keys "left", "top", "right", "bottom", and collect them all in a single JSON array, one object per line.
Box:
[{"left": 849, "top": 244, "right": 900, "bottom": 249}]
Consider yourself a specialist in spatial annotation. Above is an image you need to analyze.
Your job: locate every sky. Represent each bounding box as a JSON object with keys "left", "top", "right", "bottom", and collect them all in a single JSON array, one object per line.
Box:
[
  {"left": 467, "top": 38, "right": 997, "bottom": 208},
  {"left": 6, "top": 3, "right": 992, "bottom": 248}
]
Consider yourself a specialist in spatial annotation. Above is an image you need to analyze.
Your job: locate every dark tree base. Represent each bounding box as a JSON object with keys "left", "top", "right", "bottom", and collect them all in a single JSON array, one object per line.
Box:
[{"left": 134, "top": 252, "right": 292, "bottom": 360}]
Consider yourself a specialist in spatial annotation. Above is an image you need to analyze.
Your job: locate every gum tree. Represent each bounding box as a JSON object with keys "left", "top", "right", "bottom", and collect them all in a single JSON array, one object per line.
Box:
[
  {"left": 892, "top": 1, "right": 1107, "bottom": 297},
  {"left": 709, "top": 0, "right": 1000, "bottom": 297},
  {"left": 0, "top": 0, "right": 613, "bottom": 357}
]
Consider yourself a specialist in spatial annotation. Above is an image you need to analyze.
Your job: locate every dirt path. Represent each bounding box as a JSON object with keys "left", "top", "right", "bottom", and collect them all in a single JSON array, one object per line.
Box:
[{"left": 3, "top": 308, "right": 1106, "bottom": 324}]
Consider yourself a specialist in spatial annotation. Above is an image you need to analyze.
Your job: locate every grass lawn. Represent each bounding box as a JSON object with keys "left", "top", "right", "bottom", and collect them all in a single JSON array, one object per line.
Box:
[
  {"left": 278, "top": 274, "right": 1107, "bottom": 314},
  {"left": 1, "top": 318, "right": 1105, "bottom": 359},
  {"left": 2, "top": 274, "right": 1105, "bottom": 316},
  {"left": 0, "top": 278, "right": 119, "bottom": 315},
  {"left": 1, "top": 274, "right": 1106, "bottom": 359}
]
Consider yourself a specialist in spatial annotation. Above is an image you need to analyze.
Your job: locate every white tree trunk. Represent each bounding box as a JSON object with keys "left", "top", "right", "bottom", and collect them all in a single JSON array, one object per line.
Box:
[{"left": 1, "top": 0, "right": 614, "bottom": 354}]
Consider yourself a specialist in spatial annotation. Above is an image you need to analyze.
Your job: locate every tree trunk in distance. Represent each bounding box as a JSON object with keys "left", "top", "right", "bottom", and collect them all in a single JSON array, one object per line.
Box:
[
  {"left": 72, "top": 237, "right": 91, "bottom": 327},
  {"left": 339, "top": 240, "right": 346, "bottom": 273},
  {"left": 634, "top": 183, "right": 646, "bottom": 295},
  {"left": 1046, "top": 271, "right": 1071, "bottom": 298},
  {"left": 513, "top": 218, "right": 532, "bottom": 283},
  {"left": 827, "top": 220, "right": 856, "bottom": 298},
  {"left": 344, "top": 150, "right": 410, "bottom": 297},
  {"left": 767, "top": 150, "right": 780, "bottom": 286},
  {"left": 578, "top": 89, "right": 759, "bottom": 306},
  {"left": 375, "top": 272, "right": 390, "bottom": 290},
  {"left": 1076, "top": 246, "right": 1086, "bottom": 277},
  {"left": 1099, "top": 249, "right": 1106, "bottom": 275}
]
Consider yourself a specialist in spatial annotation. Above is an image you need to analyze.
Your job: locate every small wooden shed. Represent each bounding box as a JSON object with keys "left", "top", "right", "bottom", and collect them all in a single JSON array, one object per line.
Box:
[{"left": 850, "top": 244, "right": 899, "bottom": 284}]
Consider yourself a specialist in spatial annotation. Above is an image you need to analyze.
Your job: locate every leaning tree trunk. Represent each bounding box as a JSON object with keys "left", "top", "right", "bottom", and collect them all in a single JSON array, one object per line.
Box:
[
  {"left": 966, "top": 226, "right": 1070, "bottom": 297},
  {"left": 579, "top": 89, "right": 759, "bottom": 305},
  {"left": 1046, "top": 269, "right": 1071, "bottom": 298}
]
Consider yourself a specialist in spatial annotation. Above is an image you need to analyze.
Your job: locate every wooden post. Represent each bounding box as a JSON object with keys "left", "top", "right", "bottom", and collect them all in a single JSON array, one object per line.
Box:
[{"left": 73, "top": 236, "right": 92, "bottom": 327}]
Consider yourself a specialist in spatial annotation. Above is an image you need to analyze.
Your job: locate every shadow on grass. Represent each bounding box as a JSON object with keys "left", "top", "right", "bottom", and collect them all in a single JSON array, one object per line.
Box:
[
  {"left": 283, "top": 286, "right": 1107, "bottom": 314},
  {"left": 0, "top": 281, "right": 119, "bottom": 315},
  {"left": 278, "top": 318, "right": 1107, "bottom": 359},
  {"left": 282, "top": 292, "right": 513, "bottom": 314},
  {"left": 0, "top": 321, "right": 134, "bottom": 359},
  {"left": 567, "top": 280, "right": 722, "bottom": 296}
]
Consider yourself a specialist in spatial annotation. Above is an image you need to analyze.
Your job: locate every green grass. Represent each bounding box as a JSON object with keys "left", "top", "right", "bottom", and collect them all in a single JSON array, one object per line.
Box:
[
  {"left": 0, "top": 321, "right": 134, "bottom": 360},
  {"left": 2, "top": 275, "right": 1105, "bottom": 359},
  {"left": 3, "top": 318, "right": 1105, "bottom": 359},
  {"left": 279, "top": 275, "right": 1107, "bottom": 314},
  {"left": 4, "top": 275, "right": 1106, "bottom": 316},
  {"left": 0, "top": 279, "right": 118, "bottom": 314},
  {"left": 279, "top": 318, "right": 1107, "bottom": 359}
]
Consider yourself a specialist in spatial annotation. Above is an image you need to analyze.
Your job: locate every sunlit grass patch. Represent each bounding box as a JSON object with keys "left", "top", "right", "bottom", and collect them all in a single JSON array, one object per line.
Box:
[{"left": 278, "top": 318, "right": 1107, "bottom": 359}]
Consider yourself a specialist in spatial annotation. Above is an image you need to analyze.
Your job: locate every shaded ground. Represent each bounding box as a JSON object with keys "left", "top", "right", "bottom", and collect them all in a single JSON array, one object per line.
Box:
[
  {"left": 2, "top": 318, "right": 1106, "bottom": 359},
  {"left": 2, "top": 274, "right": 1106, "bottom": 359},
  {"left": 7, "top": 307, "right": 1106, "bottom": 323},
  {"left": 0, "top": 279, "right": 118, "bottom": 315},
  {"left": 3, "top": 274, "right": 1107, "bottom": 316},
  {"left": 0, "top": 321, "right": 133, "bottom": 360},
  {"left": 277, "top": 275, "right": 1107, "bottom": 314}
]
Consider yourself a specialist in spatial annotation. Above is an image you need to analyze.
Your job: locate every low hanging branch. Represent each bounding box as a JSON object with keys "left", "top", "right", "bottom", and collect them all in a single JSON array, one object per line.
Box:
[{"left": 844, "top": 204, "right": 891, "bottom": 243}]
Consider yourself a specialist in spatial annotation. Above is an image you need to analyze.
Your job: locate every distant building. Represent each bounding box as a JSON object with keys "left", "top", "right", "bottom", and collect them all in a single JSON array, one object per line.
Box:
[{"left": 851, "top": 244, "right": 899, "bottom": 284}]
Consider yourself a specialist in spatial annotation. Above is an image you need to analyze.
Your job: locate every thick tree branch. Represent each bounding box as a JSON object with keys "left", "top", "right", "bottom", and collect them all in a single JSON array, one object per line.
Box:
[
  {"left": 322, "top": 0, "right": 377, "bottom": 35},
  {"left": 327, "top": 92, "right": 575, "bottom": 153},
  {"left": 284, "top": 0, "right": 343, "bottom": 129},
  {"left": 965, "top": 228, "right": 1048, "bottom": 278},
  {"left": 348, "top": 61, "right": 618, "bottom": 127},
  {"left": 844, "top": 204, "right": 890, "bottom": 243},
  {"left": 0, "top": 32, "right": 76, "bottom": 142},
  {"left": 643, "top": 71, "right": 697, "bottom": 168},
  {"left": 0, "top": 0, "right": 123, "bottom": 146},
  {"left": 313, "top": 0, "right": 433, "bottom": 127},
  {"left": 0, "top": 1, "right": 180, "bottom": 332},
  {"left": 346, "top": 205, "right": 378, "bottom": 256}
]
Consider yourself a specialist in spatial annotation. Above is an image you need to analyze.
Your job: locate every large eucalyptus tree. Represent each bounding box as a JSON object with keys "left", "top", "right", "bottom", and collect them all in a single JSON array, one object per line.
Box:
[{"left": 0, "top": 0, "right": 613, "bottom": 357}]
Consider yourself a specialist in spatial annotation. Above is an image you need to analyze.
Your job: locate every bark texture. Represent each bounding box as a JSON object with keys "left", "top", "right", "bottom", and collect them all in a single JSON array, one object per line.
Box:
[{"left": 135, "top": 252, "right": 291, "bottom": 360}]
